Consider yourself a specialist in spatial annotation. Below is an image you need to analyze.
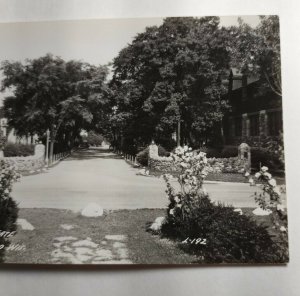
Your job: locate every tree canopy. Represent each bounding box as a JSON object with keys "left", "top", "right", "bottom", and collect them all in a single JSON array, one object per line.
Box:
[
  {"left": 110, "top": 17, "right": 232, "bottom": 151},
  {"left": 1, "top": 16, "right": 282, "bottom": 154},
  {"left": 227, "top": 15, "right": 281, "bottom": 96},
  {"left": 1, "top": 54, "right": 110, "bottom": 150}
]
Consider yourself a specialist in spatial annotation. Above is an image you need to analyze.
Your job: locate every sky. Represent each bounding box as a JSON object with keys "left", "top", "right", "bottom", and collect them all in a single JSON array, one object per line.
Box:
[{"left": 0, "top": 15, "right": 260, "bottom": 105}]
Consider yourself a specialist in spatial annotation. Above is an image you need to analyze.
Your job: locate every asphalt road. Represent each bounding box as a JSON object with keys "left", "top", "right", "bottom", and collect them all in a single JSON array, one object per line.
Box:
[{"left": 11, "top": 148, "right": 286, "bottom": 211}]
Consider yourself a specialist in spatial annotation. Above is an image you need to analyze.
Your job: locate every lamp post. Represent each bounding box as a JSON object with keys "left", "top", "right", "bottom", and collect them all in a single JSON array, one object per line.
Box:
[
  {"left": 49, "top": 125, "right": 56, "bottom": 166},
  {"left": 177, "top": 119, "right": 181, "bottom": 147},
  {"left": 45, "top": 129, "right": 50, "bottom": 167}
]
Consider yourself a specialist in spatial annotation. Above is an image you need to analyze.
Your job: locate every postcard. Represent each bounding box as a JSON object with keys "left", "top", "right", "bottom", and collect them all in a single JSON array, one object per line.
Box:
[{"left": 0, "top": 16, "right": 288, "bottom": 265}]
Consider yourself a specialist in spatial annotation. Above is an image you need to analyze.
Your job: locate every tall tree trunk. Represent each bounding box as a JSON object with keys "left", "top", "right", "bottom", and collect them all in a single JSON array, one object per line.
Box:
[{"left": 220, "top": 118, "right": 225, "bottom": 147}]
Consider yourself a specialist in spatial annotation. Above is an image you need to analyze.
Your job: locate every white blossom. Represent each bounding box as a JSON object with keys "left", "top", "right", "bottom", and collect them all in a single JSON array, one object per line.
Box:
[
  {"left": 280, "top": 226, "right": 287, "bottom": 232},
  {"left": 263, "top": 172, "right": 272, "bottom": 179},
  {"left": 268, "top": 178, "right": 277, "bottom": 187},
  {"left": 277, "top": 204, "right": 285, "bottom": 212}
]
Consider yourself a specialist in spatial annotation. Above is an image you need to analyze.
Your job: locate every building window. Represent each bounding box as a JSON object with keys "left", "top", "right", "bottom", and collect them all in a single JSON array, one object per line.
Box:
[
  {"left": 249, "top": 114, "right": 259, "bottom": 136},
  {"left": 234, "top": 117, "right": 242, "bottom": 136},
  {"left": 268, "top": 111, "right": 282, "bottom": 136}
]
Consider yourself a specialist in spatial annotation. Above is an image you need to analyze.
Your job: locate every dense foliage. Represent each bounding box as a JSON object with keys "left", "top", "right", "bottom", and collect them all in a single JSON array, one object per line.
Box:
[
  {"left": 1, "top": 54, "right": 111, "bottom": 151},
  {"left": 251, "top": 147, "right": 284, "bottom": 173},
  {"left": 0, "top": 160, "right": 20, "bottom": 262},
  {"left": 3, "top": 143, "right": 34, "bottom": 157},
  {"left": 198, "top": 146, "right": 238, "bottom": 158},
  {"left": 86, "top": 131, "right": 104, "bottom": 147},
  {"left": 110, "top": 17, "right": 231, "bottom": 151}
]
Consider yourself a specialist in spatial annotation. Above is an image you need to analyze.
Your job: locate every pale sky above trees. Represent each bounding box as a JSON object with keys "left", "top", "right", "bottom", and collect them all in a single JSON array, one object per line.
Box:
[{"left": 0, "top": 16, "right": 260, "bottom": 105}]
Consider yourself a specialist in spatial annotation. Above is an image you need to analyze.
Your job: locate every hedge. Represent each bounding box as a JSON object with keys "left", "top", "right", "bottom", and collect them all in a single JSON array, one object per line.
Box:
[{"left": 3, "top": 143, "right": 34, "bottom": 157}]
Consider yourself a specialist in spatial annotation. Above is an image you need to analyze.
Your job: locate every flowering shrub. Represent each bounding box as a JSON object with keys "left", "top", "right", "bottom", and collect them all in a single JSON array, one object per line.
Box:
[
  {"left": 246, "top": 166, "right": 288, "bottom": 260},
  {"left": 160, "top": 146, "right": 287, "bottom": 263},
  {"left": 0, "top": 160, "right": 20, "bottom": 197},
  {"left": 0, "top": 130, "right": 6, "bottom": 151},
  {"left": 0, "top": 160, "right": 20, "bottom": 262},
  {"left": 250, "top": 166, "right": 283, "bottom": 209},
  {"left": 162, "top": 146, "right": 212, "bottom": 229},
  {"left": 264, "top": 132, "right": 285, "bottom": 165},
  {"left": 169, "top": 146, "right": 210, "bottom": 194}
]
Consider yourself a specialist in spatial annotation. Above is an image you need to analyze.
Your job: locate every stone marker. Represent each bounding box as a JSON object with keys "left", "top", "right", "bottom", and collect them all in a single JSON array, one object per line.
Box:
[
  {"left": 149, "top": 216, "right": 166, "bottom": 232},
  {"left": 252, "top": 207, "right": 272, "bottom": 216},
  {"left": 233, "top": 208, "right": 243, "bottom": 215},
  {"left": 81, "top": 203, "right": 104, "bottom": 217},
  {"left": 105, "top": 235, "right": 126, "bottom": 241},
  {"left": 60, "top": 224, "right": 75, "bottom": 230},
  {"left": 17, "top": 218, "right": 35, "bottom": 230}
]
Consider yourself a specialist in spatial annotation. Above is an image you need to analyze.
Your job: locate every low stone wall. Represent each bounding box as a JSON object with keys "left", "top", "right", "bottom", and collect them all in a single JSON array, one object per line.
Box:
[
  {"left": 0, "top": 144, "right": 45, "bottom": 172},
  {"left": 148, "top": 143, "right": 251, "bottom": 174},
  {"left": 207, "top": 157, "right": 249, "bottom": 173},
  {"left": 148, "top": 143, "right": 178, "bottom": 173}
]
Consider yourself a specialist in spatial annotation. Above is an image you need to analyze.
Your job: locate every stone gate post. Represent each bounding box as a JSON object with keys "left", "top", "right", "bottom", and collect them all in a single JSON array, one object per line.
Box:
[{"left": 238, "top": 143, "right": 251, "bottom": 171}]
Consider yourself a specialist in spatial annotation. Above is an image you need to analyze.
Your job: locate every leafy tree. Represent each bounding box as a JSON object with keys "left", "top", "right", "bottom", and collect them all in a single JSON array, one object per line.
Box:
[
  {"left": 110, "top": 17, "right": 231, "bottom": 152},
  {"left": 1, "top": 54, "right": 110, "bottom": 154},
  {"left": 227, "top": 16, "right": 281, "bottom": 96}
]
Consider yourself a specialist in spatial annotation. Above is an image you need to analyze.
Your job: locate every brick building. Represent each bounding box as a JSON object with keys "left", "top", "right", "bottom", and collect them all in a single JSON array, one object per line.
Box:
[{"left": 223, "top": 68, "right": 283, "bottom": 148}]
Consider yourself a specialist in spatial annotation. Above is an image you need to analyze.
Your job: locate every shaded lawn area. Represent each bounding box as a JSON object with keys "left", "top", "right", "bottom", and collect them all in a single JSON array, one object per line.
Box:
[{"left": 4, "top": 207, "right": 286, "bottom": 265}]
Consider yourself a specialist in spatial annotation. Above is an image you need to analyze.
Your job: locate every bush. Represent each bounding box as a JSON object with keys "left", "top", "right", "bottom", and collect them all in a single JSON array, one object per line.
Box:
[
  {"left": 161, "top": 196, "right": 283, "bottom": 263},
  {"left": 136, "top": 145, "right": 170, "bottom": 166},
  {"left": 251, "top": 148, "right": 284, "bottom": 173},
  {"left": 198, "top": 147, "right": 221, "bottom": 158},
  {"left": 3, "top": 143, "right": 34, "bottom": 157},
  {"left": 0, "top": 130, "right": 6, "bottom": 150},
  {"left": 0, "top": 160, "right": 19, "bottom": 263},
  {"left": 198, "top": 146, "right": 238, "bottom": 158},
  {"left": 160, "top": 146, "right": 286, "bottom": 263},
  {"left": 220, "top": 146, "right": 238, "bottom": 158}
]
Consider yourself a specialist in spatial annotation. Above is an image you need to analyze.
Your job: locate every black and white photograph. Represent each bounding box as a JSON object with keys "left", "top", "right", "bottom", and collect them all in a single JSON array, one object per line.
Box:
[{"left": 0, "top": 15, "right": 288, "bottom": 265}]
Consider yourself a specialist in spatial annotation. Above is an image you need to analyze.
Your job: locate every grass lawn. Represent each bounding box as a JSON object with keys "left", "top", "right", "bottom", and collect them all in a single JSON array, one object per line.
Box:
[
  {"left": 3, "top": 206, "right": 287, "bottom": 265},
  {"left": 128, "top": 161, "right": 286, "bottom": 184},
  {"left": 146, "top": 167, "right": 286, "bottom": 185},
  {"left": 4, "top": 208, "right": 197, "bottom": 265}
]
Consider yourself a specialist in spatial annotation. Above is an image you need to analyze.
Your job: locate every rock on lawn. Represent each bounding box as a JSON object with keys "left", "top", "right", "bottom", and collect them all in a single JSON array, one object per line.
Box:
[{"left": 81, "top": 203, "right": 104, "bottom": 217}]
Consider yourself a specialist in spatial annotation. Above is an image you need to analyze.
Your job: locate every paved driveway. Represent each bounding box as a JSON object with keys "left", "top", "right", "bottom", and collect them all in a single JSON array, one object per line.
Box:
[{"left": 11, "top": 149, "right": 285, "bottom": 210}]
